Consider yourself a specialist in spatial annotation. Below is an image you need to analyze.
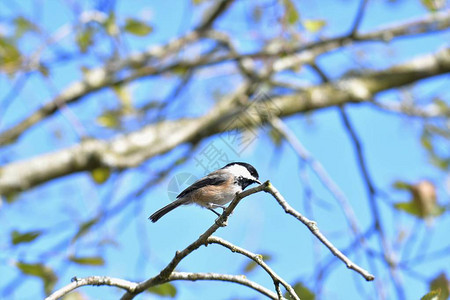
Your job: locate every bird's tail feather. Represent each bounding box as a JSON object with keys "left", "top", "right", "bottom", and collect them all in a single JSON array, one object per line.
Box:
[{"left": 149, "top": 198, "right": 188, "bottom": 222}]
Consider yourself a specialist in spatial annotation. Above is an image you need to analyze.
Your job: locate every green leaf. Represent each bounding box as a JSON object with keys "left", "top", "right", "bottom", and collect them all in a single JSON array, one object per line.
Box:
[
  {"left": 429, "top": 273, "right": 450, "bottom": 300},
  {"left": 0, "top": 37, "right": 22, "bottom": 74},
  {"left": 283, "top": 0, "right": 300, "bottom": 25},
  {"left": 147, "top": 283, "right": 177, "bottom": 297},
  {"left": 433, "top": 98, "right": 449, "bottom": 114},
  {"left": 243, "top": 254, "right": 272, "bottom": 273},
  {"left": 394, "top": 201, "right": 445, "bottom": 218},
  {"left": 38, "top": 63, "right": 50, "bottom": 77},
  {"left": 430, "top": 154, "right": 450, "bottom": 171},
  {"left": 421, "top": 290, "right": 441, "bottom": 300},
  {"left": 192, "top": 0, "right": 206, "bottom": 4},
  {"left": 174, "top": 157, "right": 187, "bottom": 166},
  {"left": 3, "top": 191, "right": 19, "bottom": 203},
  {"left": 15, "top": 262, "right": 57, "bottom": 295},
  {"left": 421, "top": 0, "right": 444, "bottom": 11},
  {"left": 112, "top": 85, "right": 133, "bottom": 112},
  {"left": 394, "top": 201, "right": 422, "bottom": 217},
  {"left": 104, "top": 12, "right": 118, "bottom": 36},
  {"left": 285, "top": 282, "right": 315, "bottom": 300},
  {"left": 124, "top": 18, "right": 153, "bottom": 36},
  {"left": 72, "top": 217, "right": 99, "bottom": 243},
  {"left": 14, "top": 16, "right": 37, "bottom": 38},
  {"left": 69, "top": 256, "right": 105, "bottom": 266},
  {"left": 11, "top": 230, "right": 42, "bottom": 245},
  {"left": 428, "top": 205, "right": 446, "bottom": 217},
  {"left": 421, "top": 132, "right": 433, "bottom": 151},
  {"left": 76, "top": 27, "right": 95, "bottom": 53},
  {"left": 97, "top": 111, "right": 120, "bottom": 128},
  {"left": 172, "top": 65, "right": 189, "bottom": 76},
  {"left": 268, "top": 128, "right": 283, "bottom": 147},
  {"left": 90, "top": 167, "right": 111, "bottom": 184},
  {"left": 61, "top": 291, "right": 85, "bottom": 300},
  {"left": 303, "top": 19, "right": 326, "bottom": 33},
  {"left": 392, "top": 180, "right": 411, "bottom": 190}
]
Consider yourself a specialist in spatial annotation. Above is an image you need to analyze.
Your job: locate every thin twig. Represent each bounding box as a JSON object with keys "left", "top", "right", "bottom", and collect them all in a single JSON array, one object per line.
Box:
[
  {"left": 275, "top": 282, "right": 283, "bottom": 300},
  {"left": 195, "top": 0, "right": 235, "bottom": 32},
  {"left": 370, "top": 100, "right": 450, "bottom": 118},
  {"left": 47, "top": 181, "right": 373, "bottom": 299},
  {"left": 268, "top": 117, "right": 363, "bottom": 240},
  {"left": 207, "top": 236, "right": 299, "bottom": 300},
  {"left": 263, "top": 182, "right": 375, "bottom": 281},
  {"left": 349, "top": 0, "right": 369, "bottom": 36},
  {"left": 338, "top": 107, "right": 405, "bottom": 299},
  {"left": 1, "top": 12, "right": 448, "bottom": 146},
  {"left": 168, "top": 272, "right": 280, "bottom": 299},
  {"left": 45, "top": 276, "right": 138, "bottom": 300},
  {"left": 120, "top": 183, "right": 267, "bottom": 300}
]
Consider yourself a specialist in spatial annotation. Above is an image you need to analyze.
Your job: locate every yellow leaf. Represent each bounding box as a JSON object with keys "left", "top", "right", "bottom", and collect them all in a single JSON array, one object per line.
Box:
[
  {"left": 90, "top": 167, "right": 111, "bottom": 184},
  {"left": 69, "top": 256, "right": 105, "bottom": 266},
  {"left": 124, "top": 18, "right": 153, "bottom": 36},
  {"left": 283, "top": 0, "right": 300, "bottom": 25},
  {"left": 147, "top": 283, "right": 177, "bottom": 297},
  {"left": 303, "top": 19, "right": 327, "bottom": 33},
  {"left": 0, "top": 38, "right": 22, "bottom": 74},
  {"left": 97, "top": 111, "right": 120, "bottom": 128},
  {"left": 112, "top": 85, "right": 133, "bottom": 112}
]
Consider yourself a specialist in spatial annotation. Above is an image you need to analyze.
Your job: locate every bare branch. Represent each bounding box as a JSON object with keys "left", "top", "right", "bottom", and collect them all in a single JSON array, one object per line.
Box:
[
  {"left": 263, "top": 182, "right": 375, "bottom": 281},
  {"left": 119, "top": 183, "right": 267, "bottom": 299},
  {"left": 1, "top": 48, "right": 448, "bottom": 196},
  {"left": 45, "top": 181, "right": 372, "bottom": 299},
  {"left": 0, "top": 12, "right": 448, "bottom": 146},
  {"left": 46, "top": 273, "right": 280, "bottom": 300},
  {"left": 370, "top": 101, "right": 450, "bottom": 118},
  {"left": 350, "top": 0, "right": 369, "bottom": 35},
  {"left": 268, "top": 117, "right": 363, "bottom": 239},
  {"left": 195, "top": 0, "right": 236, "bottom": 32},
  {"left": 45, "top": 276, "right": 138, "bottom": 300},
  {"left": 338, "top": 107, "right": 405, "bottom": 298},
  {"left": 168, "top": 272, "right": 281, "bottom": 300},
  {"left": 207, "top": 236, "right": 299, "bottom": 300}
]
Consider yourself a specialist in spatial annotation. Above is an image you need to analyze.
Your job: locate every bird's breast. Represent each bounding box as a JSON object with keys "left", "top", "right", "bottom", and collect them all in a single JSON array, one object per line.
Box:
[{"left": 190, "top": 178, "right": 241, "bottom": 207}]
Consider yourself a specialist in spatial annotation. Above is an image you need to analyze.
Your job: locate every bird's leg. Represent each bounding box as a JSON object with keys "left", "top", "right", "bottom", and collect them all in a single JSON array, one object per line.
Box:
[
  {"left": 208, "top": 208, "right": 221, "bottom": 217},
  {"left": 207, "top": 205, "right": 229, "bottom": 227}
]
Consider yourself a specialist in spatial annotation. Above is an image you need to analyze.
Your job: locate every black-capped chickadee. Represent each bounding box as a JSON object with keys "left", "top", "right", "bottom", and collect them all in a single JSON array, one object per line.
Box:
[{"left": 149, "top": 162, "right": 261, "bottom": 222}]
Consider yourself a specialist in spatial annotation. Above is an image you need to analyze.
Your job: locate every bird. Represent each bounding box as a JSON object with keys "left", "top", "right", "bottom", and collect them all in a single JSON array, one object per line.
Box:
[{"left": 149, "top": 162, "right": 261, "bottom": 222}]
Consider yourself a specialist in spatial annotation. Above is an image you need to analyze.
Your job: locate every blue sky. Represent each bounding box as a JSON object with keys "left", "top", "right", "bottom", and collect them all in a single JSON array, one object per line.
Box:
[{"left": 0, "top": 0, "right": 449, "bottom": 299}]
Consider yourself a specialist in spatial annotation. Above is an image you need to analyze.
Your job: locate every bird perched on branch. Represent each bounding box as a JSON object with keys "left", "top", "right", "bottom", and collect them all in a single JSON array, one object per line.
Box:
[{"left": 149, "top": 162, "right": 261, "bottom": 222}]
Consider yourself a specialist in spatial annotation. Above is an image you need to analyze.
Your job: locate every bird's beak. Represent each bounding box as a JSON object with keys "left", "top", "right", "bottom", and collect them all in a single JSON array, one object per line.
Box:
[{"left": 254, "top": 179, "right": 262, "bottom": 185}]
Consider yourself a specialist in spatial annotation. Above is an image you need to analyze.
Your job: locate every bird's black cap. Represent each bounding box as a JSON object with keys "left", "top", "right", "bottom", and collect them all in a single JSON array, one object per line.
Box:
[{"left": 222, "top": 162, "right": 259, "bottom": 180}]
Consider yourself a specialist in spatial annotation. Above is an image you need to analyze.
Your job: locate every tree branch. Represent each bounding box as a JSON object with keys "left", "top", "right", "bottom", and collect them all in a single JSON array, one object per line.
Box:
[
  {"left": 268, "top": 117, "right": 363, "bottom": 239},
  {"left": 45, "top": 276, "right": 138, "bottom": 300},
  {"left": 1, "top": 48, "right": 448, "bottom": 197},
  {"left": 168, "top": 272, "right": 281, "bottom": 300},
  {"left": 207, "top": 236, "right": 298, "bottom": 300},
  {"left": 0, "top": 12, "right": 448, "bottom": 146},
  {"left": 46, "top": 181, "right": 373, "bottom": 299},
  {"left": 46, "top": 272, "right": 281, "bottom": 300},
  {"left": 195, "top": 0, "right": 235, "bottom": 32},
  {"left": 262, "top": 182, "right": 375, "bottom": 282},
  {"left": 119, "top": 183, "right": 268, "bottom": 299},
  {"left": 349, "top": 0, "right": 369, "bottom": 36},
  {"left": 338, "top": 106, "right": 405, "bottom": 299}
]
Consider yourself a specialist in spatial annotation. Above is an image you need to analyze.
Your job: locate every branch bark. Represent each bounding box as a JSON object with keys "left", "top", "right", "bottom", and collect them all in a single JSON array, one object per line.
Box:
[
  {"left": 0, "top": 48, "right": 449, "bottom": 197},
  {"left": 0, "top": 11, "right": 448, "bottom": 146},
  {"left": 46, "top": 181, "right": 373, "bottom": 299},
  {"left": 45, "top": 276, "right": 138, "bottom": 300},
  {"left": 207, "top": 236, "right": 299, "bottom": 300}
]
